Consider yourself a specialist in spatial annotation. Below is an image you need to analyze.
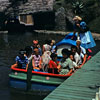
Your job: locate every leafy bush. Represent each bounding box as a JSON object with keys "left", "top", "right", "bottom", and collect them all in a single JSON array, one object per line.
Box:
[{"left": 72, "top": 1, "right": 84, "bottom": 14}]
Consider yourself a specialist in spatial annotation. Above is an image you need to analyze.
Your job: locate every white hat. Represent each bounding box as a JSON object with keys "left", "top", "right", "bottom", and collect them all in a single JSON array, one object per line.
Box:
[
  {"left": 73, "top": 16, "right": 82, "bottom": 21},
  {"left": 76, "top": 39, "right": 81, "bottom": 42}
]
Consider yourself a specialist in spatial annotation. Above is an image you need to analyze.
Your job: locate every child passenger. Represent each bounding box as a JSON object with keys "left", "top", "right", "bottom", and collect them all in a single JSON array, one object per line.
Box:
[
  {"left": 32, "top": 48, "right": 42, "bottom": 71},
  {"left": 69, "top": 54, "right": 79, "bottom": 70},
  {"left": 71, "top": 45, "right": 82, "bottom": 66},
  {"left": 15, "top": 49, "right": 28, "bottom": 70},
  {"left": 48, "top": 53, "right": 59, "bottom": 74},
  {"left": 58, "top": 49, "right": 74, "bottom": 75}
]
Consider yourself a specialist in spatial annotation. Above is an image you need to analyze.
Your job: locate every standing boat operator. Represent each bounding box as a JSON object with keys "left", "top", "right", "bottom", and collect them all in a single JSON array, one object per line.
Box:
[{"left": 72, "top": 16, "right": 96, "bottom": 49}]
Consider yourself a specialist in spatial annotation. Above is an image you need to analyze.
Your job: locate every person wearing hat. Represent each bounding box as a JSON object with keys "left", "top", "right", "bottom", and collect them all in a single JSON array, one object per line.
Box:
[
  {"left": 15, "top": 49, "right": 28, "bottom": 69},
  {"left": 72, "top": 16, "right": 82, "bottom": 37},
  {"left": 76, "top": 39, "right": 86, "bottom": 56},
  {"left": 76, "top": 39, "right": 87, "bottom": 68},
  {"left": 72, "top": 16, "right": 96, "bottom": 49}
]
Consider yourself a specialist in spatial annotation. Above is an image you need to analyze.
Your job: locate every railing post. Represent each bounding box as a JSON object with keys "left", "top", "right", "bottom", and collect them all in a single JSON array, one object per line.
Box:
[
  {"left": 99, "top": 87, "right": 100, "bottom": 100},
  {"left": 26, "top": 64, "right": 32, "bottom": 91},
  {"left": 96, "top": 92, "right": 99, "bottom": 100}
]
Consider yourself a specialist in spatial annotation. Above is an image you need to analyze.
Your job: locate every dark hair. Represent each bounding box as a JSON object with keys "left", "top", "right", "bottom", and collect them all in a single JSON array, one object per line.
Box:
[
  {"left": 50, "top": 53, "right": 57, "bottom": 60},
  {"left": 71, "top": 45, "right": 77, "bottom": 50},
  {"left": 24, "top": 46, "right": 32, "bottom": 56},
  {"left": 19, "top": 49, "right": 26, "bottom": 55},
  {"left": 34, "top": 47, "right": 38, "bottom": 49},
  {"left": 62, "top": 49, "right": 71, "bottom": 57}
]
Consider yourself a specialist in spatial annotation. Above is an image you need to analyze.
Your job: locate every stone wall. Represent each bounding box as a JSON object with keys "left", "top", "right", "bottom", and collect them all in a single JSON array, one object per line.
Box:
[
  {"left": 55, "top": 7, "right": 66, "bottom": 31},
  {"left": 0, "top": 0, "right": 54, "bottom": 16}
]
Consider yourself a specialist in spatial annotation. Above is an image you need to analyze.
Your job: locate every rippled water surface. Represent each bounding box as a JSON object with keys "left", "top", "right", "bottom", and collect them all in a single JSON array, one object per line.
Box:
[{"left": 0, "top": 31, "right": 100, "bottom": 100}]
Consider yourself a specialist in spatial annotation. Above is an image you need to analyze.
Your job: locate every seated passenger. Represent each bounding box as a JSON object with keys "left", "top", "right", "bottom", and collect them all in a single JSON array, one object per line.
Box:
[
  {"left": 15, "top": 49, "right": 28, "bottom": 70},
  {"left": 58, "top": 49, "right": 74, "bottom": 75},
  {"left": 32, "top": 48, "right": 42, "bottom": 71},
  {"left": 51, "top": 40, "right": 57, "bottom": 53},
  {"left": 42, "top": 39, "right": 51, "bottom": 53},
  {"left": 31, "top": 40, "right": 42, "bottom": 56},
  {"left": 48, "top": 53, "right": 59, "bottom": 74},
  {"left": 41, "top": 39, "right": 52, "bottom": 72},
  {"left": 76, "top": 40, "right": 87, "bottom": 67},
  {"left": 69, "top": 54, "right": 79, "bottom": 70},
  {"left": 41, "top": 51, "right": 51, "bottom": 72},
  {"left": 76, "top": 39, "right": 86, "bottom": 56},
  {"left": 71, "top": 45, "right": 82, "bottom": 66}
]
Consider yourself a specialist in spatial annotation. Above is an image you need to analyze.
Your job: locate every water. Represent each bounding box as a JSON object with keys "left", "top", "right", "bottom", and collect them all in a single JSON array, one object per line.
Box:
[
  {"left": 0, "top": 31, "right": 100, "bottom": 100},
  {"left": 0, "top": 31, "right": 65, "bottom": 100}
]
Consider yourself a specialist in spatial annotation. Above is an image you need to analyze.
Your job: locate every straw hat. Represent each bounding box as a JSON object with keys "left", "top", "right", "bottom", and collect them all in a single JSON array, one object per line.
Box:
[
  {"left": 76, "top": 39, "right": 81, "bottom": 43},
  {"left": 73, "top": 16, "right": 82, "bottom": 21},
  {"left": 52, "top": 40, "right": 55, "bottom": 44}
]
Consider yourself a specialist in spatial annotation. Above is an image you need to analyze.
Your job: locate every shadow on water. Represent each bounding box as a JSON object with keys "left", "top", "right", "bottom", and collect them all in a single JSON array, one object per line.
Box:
[
  {"left": 0, "top": 31, "right": 100, "bottom": 100},
  {"left": 10, "top": 89, "right": 47, "bottom": 100}
]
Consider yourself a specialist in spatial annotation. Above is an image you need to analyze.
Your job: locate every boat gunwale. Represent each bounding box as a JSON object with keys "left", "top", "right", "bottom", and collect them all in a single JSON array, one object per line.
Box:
[{"left": 11, "top": 64, "right": 72, "bottom": 78}]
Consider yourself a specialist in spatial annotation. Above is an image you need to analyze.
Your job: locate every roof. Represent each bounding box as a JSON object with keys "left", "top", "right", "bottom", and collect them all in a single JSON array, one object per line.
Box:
[
  {"left": 44, "top": 51, "right": 100, "bottom": 100},
  {"left": 0, "top": 0, "right": 54, "bottom": 15},
  {"left": 18, "top": 0, "right": 54, "bottom": 15}
]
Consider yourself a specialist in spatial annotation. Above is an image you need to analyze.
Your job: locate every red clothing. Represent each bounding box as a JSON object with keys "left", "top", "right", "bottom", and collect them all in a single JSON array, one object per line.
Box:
[
  {"left": 48, "top": 60, "right": 59, "bottom": 74},
  {"left": 49, "top": 60, "right": 58, "bottom": 69}
]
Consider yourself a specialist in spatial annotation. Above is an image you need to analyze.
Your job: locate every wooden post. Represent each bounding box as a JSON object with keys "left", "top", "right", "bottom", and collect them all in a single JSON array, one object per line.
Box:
[
  {"left": 99, "top": 87, "right": 100, "bottom": 100},
  {"left": 26, "top": 62, "right": 33, "bottom": 91},
  {"left": 96, "top": 92, "right": 99, "bottom": 100}
]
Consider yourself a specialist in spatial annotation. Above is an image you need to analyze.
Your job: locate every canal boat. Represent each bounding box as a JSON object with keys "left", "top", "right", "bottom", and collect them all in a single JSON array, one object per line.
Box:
[
  {"left": 9, "top": 64, "right": 73, "bottom": 95},
  {"left": 9, "top": 33, "right": 84, "bottom": 95}
]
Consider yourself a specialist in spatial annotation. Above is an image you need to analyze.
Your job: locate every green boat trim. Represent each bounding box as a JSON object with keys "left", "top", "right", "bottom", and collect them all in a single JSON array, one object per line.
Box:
[{"left": 9, "top": 72, "right": 64, "bottom": 85}]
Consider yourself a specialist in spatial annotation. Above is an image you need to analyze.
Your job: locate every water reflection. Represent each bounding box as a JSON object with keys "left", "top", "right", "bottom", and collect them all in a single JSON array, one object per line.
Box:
[
  {"left": 0, "top": 31, "right": 100, "bottom": 100},
  {"left": 10, "top": 90, "right": 46, "bottom": 100}
]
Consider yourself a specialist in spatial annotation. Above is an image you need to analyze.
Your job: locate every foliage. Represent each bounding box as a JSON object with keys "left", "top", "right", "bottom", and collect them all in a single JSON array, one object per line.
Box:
[{"left": 72, "top": 0, "right": 84, "bottom": 14}]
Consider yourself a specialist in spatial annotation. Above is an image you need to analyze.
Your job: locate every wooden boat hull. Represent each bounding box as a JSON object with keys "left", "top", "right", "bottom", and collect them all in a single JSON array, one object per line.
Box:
[{"left": 9, "top": 64, "right": 72, "bottom": 94}]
